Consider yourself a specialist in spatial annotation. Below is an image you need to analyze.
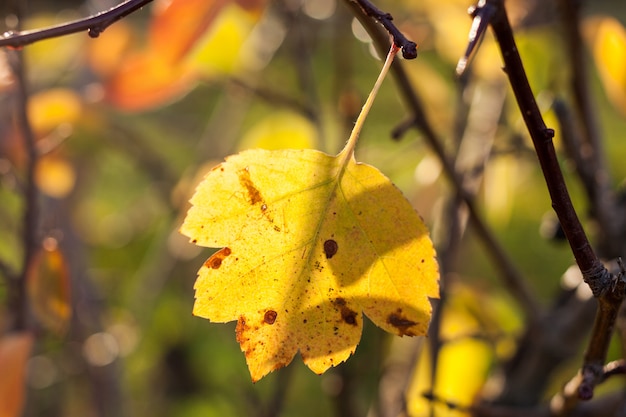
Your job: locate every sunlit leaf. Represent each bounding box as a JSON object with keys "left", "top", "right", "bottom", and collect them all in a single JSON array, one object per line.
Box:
[
  {"left": 181, "top": 45, "right": 438, "bottom": 382},
  {"left": 26, "top": 239, "right": 72, "bottom": 335},
  {"left": 181, "top": 147, "right": 438, "bottom": 381},
  {"left": 0, "top": 332, "right": 34, "bottom": 417}
]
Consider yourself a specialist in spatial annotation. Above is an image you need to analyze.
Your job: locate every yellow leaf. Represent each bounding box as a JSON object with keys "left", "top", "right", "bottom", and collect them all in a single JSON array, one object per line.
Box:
[
  {"left": 181, "top": 47, "right": 438, "bottom": 381},
  {"left": 408, "top": 338, "right": 491, "bottom": 417},
  {"left": 182, "top": 148, "right": 438, "bottom": 381},
  {"left": 591, "top": 17, "right": 626, "bottom": 114},
  {"left": 27, "top": 88, "right": 82, "bottom": 137},
  {"left": 185, "top": 3, "right": 259, "bottom": 76},
  {"left": 237, "top": 111, "right": 318, "bottom": 150},
  {"left": 407, "top": 284, "right": 521, "bottom": 415},
  {"left": 35, "top": 154, "right": 76, "bottom": 198}
]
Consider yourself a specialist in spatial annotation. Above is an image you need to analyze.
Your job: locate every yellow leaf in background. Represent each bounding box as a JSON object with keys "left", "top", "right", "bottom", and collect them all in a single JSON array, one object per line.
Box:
[
  {"left": 0, "top": 332, "right": 34, "bottom": 417},
  {"left": 408, "top": 337, "right": 491, "bottom": 417},
  {"left": 181, "top": 148, "right": 438, "bottom": 381},
  {"left": 26, "top": 239, "right": 72, "bottom": 335},
  {"left": 590, "top": 17, "right": 626, "bottom": 114},
  {"left": 27, "top": 88, "right": 82, "bottom": 137},
  {"left": 186, "top": 3, "right": 258, "bottom": 76},
  {"left": 35, "top": 154, "right": 76, "bottom": 198},
  {"left": 238, "top": 111, "right": 318, "bottom": 150},
  {"left": 407, "top": 284, "right": 521, "bottom": 416},
  {"left": 24, "top": 15, "right": 84, "bottom": 85}
]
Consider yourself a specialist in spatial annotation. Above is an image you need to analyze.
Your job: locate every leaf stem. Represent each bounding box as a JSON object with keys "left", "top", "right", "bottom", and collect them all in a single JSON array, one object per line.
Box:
[
  {"left": 340, "top": 44, "right": 399, "bottom": 160},
  {"left": 6, "top": 0, "right": 38, "bottom": 332},
  {"left": 345, "top": 0, "right": 541, "bottom": 323}
]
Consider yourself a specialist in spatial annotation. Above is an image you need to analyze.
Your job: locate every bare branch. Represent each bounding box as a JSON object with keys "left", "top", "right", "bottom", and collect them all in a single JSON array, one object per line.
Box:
[
  {"left": 462, "top": 0, "right": 625, "bottom": 401},
  {"left": 0, "top": 0, "right": 153, "bottom": 48}
]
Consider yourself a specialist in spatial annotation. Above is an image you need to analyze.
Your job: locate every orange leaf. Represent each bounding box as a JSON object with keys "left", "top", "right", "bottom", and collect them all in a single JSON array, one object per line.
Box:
[
  {"left": 26, "top": 239, "right": 72, "bottom": 335},
  {"left": 87, "top": 21, "right": 133, "bottom": 78},
  {"left": 105, "top": 50, "right": 197, "bottom": 111},
  {"left": 149, "top": 0, "right": 229, "bottom": 63},
  {"left": 0, "top": 332, "right": 34, "bottom": 417},
  {"left": 103, "top": 0, "right": 268, "bottom": 111}
]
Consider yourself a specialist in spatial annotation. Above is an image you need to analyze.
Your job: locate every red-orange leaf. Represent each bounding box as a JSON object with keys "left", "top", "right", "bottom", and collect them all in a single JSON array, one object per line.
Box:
[{"left": 0, "top": 332, "right": 34, "bottom": 417}]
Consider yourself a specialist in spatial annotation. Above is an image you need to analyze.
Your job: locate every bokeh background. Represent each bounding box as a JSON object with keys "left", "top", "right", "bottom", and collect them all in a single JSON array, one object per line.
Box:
[{"left": 1, "top": 0, "right": 626, "bottom": 416}]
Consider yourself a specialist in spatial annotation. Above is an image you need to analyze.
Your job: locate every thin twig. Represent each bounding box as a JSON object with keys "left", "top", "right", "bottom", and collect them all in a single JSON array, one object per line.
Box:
[
  {"left": 0, "top": 0, "right": 153, "bottom": 48},
  {"left": 343, "top": 0, "right": 541, "bottom": 324},
  {"left": 7, "top": 5, "right": 38, "bottom": 332}
]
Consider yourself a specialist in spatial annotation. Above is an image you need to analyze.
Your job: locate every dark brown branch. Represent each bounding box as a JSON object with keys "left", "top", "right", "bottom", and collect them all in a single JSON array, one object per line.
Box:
[
  {"left": 0, "top": 0, "right": 153, "bottom": 48},
  {"left": 556, "top": 0, "right": 618, "bottom": 258},
  {"left": 351, "top": 0, "right": 417, "bottom": 59},
  {"left": 485, "top": 0, "right": 612, "bottom": 296},
  {"left": 7, "top": 13, "right": 38, "bottom": 332},
  {"left": 471, "top": 0, "right": 624, "bottom": 401},
  {"left": 343, "top": 0, "right": 541, "bottom": 323}
]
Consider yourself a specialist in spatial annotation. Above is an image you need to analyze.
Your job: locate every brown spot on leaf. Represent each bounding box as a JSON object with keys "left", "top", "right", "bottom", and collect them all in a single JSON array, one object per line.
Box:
[
  {"left": 323, "top": 239, "right": 338, "bottom": 259},
  {"left": 204, "top": 247, "right": 232, "bottom": 269},
  {"left": 236, "top": 315, "right": 249, "bottom": 344},
  {"left": 333, "top": 298, "right": 358, "bottom": 326},
  {"left": 387, "top": 309, "right": 418, "bottom": 336},
  {"left": 264, "top": 310, "right": 277, "bottom": 324},
  {"left": 238, "top": 167, "right": 263, "bottom": 205}
]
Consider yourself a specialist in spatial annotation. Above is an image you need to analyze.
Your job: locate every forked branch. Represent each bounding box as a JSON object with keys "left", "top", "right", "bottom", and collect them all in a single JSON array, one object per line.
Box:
[{"left": 460, "top": 0, "right": 624, "bottom": 402}]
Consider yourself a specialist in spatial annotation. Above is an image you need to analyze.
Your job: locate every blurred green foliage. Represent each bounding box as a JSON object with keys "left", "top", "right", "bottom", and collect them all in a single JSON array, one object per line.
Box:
[{"left": 1, "top": 0, "right": 626, "bottom": 416}]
